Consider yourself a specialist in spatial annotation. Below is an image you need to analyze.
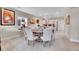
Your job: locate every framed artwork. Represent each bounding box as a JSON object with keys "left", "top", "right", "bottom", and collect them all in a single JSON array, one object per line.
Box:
[
  {"left": 30, "top": 19, "right": 36, "bottom": 24},
  {"left": 1, "top": 8, "right": 15, "bottom": 25},
  {"left": 0, "top": 8, "right": 2, "bottom": 25},
  {"left": 65, "top": 15, "right": 70, "bottom": 25}
]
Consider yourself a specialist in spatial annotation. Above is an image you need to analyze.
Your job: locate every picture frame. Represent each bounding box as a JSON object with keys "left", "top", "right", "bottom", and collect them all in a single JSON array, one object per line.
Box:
[
  {"left": 65, "top": 15, "right": 70, "bottom": 25},
  {"left": 0, "top": 8, "right": 2, "bottom": 25},
  {"left": 1, "top": 8, "right": 15, "bottom": 25}
]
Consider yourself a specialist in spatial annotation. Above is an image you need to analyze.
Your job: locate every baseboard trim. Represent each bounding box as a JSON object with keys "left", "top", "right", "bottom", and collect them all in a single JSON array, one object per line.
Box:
[{"left": 70, "top": 38, "right": 79, "bottom": 43}]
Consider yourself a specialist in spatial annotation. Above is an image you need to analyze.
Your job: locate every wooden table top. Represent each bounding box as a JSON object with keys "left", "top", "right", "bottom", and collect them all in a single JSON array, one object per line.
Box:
[{"left": 32, "top": 29, "right": 38, "bottom": 32}]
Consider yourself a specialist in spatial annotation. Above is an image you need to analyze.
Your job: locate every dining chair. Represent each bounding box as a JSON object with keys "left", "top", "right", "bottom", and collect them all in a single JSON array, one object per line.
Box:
[
  {"left": 41, "top": 29, "right": 52, "bottom": 47},
  {"left": 25, "top": 28, "right": 37, "bottom": 46}
]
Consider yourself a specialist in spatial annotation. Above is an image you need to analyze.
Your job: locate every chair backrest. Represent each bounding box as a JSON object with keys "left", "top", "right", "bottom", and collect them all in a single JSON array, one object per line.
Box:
[
  {"left": 42, "top": 29, "right": 52, "bottom": 41},
  {"left": 25, "top": 28, "right": 33, "bottom": 41}
]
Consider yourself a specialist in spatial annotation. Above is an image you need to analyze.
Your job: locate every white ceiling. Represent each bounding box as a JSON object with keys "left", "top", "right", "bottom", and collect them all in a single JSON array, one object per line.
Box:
[{"left": 13, "top": 7, "right": 69, "bottom": 18}]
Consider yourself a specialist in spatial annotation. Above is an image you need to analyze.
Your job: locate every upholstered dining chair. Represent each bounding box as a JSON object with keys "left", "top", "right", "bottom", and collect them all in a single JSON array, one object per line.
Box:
[
  {"left": 25, "top": 28, "right": 37, "bottom": 46},
  {"left": 41, "top": 29, "right": 52, "bottom": 47}
]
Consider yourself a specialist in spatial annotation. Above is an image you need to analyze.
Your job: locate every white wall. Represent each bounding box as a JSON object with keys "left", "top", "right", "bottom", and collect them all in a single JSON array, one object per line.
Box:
[{"left": 69, "top": 8, "right": 79, "bottom": 42}]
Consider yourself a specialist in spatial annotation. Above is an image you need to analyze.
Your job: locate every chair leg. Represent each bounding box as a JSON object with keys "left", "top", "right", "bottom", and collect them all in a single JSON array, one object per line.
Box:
[
  {"left": 27, "top": 40, "right": 30, "bottom": 46},
  {"left": 49, "top": 41, "right": 51, "bottom": 46},
  {"left": 43, "top": 41, "right": 51, "bottom": 47},
  {"left": 43, "top": 41, "right": 46, "bottom": 47},
  {"left": 52, "top": 37, "right": 55, "bottom": 45},
  {"left": 32, "top": 41, "right": 35, "bottom": 47}
]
